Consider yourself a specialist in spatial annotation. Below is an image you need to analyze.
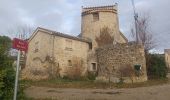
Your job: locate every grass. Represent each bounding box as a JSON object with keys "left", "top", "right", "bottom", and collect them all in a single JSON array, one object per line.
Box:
[
  {"left": 21, "top": 78, "right": 110, "bottom": 89},
  {"left": 19, "top": 97, "right": 58, "bottom": 100},
  {"left": 115, "top": 78, "right": 169, "bottom": 88},
  {"left": 21, "top": 78, "right": 169, "bottom": 89}
]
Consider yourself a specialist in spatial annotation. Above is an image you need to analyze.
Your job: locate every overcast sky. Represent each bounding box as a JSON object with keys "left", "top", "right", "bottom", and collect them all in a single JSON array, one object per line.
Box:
[{"left": 0, "top": 0, "right": 170, "bottom": 52}]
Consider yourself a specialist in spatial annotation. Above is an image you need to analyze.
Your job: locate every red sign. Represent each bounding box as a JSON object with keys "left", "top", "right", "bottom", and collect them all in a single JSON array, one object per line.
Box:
[{"left": 12, "top": 38, "right": 28, "bottom": 52}]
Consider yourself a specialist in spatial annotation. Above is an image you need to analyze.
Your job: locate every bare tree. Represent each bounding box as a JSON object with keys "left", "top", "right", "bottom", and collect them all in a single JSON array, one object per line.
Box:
[
  {"left": 7, "top": 24, "right": 35, "bottom": 68},
  {"left": 7, "top": 24, "right": 35, "bottom": 39},
  {"left": 95, "top": 27, "right": 114, "bottom": 47},
  {"left": 131, "top": 14, "right": 156, "bottom": 78},
  {"left": 131, "top": 14, "right": 155, "bottom": 53}
]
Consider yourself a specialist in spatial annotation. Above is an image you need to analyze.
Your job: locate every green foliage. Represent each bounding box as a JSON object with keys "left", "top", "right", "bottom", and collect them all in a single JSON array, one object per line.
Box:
[
  {"left": 134, "top": 65, "right": 141, "bottom": 71},
  {"left": 87, "top": 71, "right": 97, "bottom": 80},
  {"left": 147, "top": 54, "right": 167, "bottom": 79},
  {"left": 0, "top": 36, "right": 15, "bottom": 99},
  {"left": 0, "top": 36, "right": 11, "bottom": 54},
  {"left": 119, "top": 77, "right": 125, "bottom": 84},
  {"left": 0, "top": 70, "right": 5, "bottom": 97}
]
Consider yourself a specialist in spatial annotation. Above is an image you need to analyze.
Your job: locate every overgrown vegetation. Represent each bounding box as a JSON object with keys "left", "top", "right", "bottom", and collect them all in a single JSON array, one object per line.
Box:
[
  {"left": 147, "top": 54, "right": 167, "bottom": 79},
  {"left": 130, "top": 13, "right": 167, "bottom": 80},
  {"left": 0, "top": 36, "right": 15, "bottom": 99},
  {"left": 95, "top": 27, "right": 114, "bottom": 47},
  {"left": 21, "top": 78, "right": 169, "bottom": 90},
  {"left": 87, "top": 71, "right": 97, "bottom": 80},
  {"left": 45, "top": 55, "right": 61, "bottom": 79},
  {"left": 118, "top": 64, "right": 135, "bottom": 84},
  {"left": 0, "top": 36, "right": 30, "bottom": 99},
  {"left": 65, "top": 57, "right": 85, "bottom": 80}
]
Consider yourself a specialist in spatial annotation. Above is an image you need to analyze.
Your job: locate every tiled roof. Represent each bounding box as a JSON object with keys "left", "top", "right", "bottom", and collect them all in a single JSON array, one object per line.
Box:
[{"left": 38, "top": 27, "right": 92, "bottom": 43}]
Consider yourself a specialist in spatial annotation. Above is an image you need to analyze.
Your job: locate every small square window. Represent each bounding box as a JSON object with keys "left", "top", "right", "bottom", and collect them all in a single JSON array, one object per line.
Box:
[
  {"left": 68, "top": 60, "right": 72, "bottom": 66},
  {"left": 91, "top": 63, "right": 97, "bottom": 71},
  {"left": 65, "top": 39, "right": 72, "bottom": 51},
  {"left": 93, "top": 13, "right": 99, "bottom": 22},
  {"left": 34, "top": 41, "right": 39, "bottom": 53}
]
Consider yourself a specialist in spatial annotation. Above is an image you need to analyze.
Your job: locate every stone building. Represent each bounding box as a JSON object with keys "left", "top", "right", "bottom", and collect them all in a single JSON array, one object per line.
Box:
[
  {"left": 22, "top": 4, "right": 147, "bottom": 82},
  {"left": 165, "top": 49, "right": 170, "bottom": 71},
  {"left": 80, "top": 4, "right": 127, "bottom": 50},
  {"left": 22, "top": 27, "right": 91, "bottom": 79}
]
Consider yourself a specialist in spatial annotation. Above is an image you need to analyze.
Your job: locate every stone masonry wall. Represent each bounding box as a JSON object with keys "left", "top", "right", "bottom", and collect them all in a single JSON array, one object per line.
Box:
[
  {"left": 96, "top": 43, "right": 148, "bottom": 83},
  {"left": 81, "top": 5, "right": 126, "bottom": 50},
  {"left": 22, "top": 30, "right": 89, "bottom": 80}
]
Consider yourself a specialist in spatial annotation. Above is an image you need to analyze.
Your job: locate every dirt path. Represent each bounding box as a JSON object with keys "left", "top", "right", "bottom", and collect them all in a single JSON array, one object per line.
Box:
[{"left": 25, "top": 83, "right": 170, "bottom": 100}]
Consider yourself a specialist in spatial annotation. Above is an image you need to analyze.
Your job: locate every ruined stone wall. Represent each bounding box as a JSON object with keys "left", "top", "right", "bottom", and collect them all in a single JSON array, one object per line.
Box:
[{"left": 96, "top": 43, "right": 148, "bottom": 83}]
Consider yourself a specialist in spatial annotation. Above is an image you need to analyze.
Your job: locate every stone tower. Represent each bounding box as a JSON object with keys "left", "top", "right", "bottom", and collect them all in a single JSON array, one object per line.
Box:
[{"left": 81, "top": 4, "right": 126, "bottom": 49}]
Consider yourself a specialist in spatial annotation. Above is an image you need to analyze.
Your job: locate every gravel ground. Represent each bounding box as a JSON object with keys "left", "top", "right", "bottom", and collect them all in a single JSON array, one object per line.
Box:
[{"left": 25, "top": 82, "right": 170, "bottom": 100}]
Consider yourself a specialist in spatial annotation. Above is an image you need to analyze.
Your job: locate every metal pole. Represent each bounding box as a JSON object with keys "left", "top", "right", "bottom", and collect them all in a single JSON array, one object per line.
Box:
[
  {"left": 13, "top": 50, "right": 21, "bottom": 100},
  {"left": 131, "top": 0, "right": 139, "bottom": 43},
  {"left": 135, "top": 16, "right": 138, "bottom": 43}
]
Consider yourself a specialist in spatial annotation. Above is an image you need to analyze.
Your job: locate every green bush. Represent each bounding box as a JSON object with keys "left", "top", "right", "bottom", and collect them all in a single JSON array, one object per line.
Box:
[
  {"left": 87, "top": 71, "right": 97, "bottom": 80},
  {"left": 0, "top": 70, "right": 5, "bottom": 97},
  {"left": 0, "top": 36, "right": 15, "bottom": 99},
  {"left": 2, "top": 66, "right": 15, "bottom": 99},
  {"left": 0, "top": 36, "right": 30, "bottom": 99},
  {"left": 147, "top": 54, "right": 167, "bottom": 79}
]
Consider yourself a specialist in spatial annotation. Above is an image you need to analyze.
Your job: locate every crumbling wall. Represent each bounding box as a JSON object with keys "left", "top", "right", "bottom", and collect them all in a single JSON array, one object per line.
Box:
[{"left": 96, "top": 43, "right": 148, "bottom": 83}]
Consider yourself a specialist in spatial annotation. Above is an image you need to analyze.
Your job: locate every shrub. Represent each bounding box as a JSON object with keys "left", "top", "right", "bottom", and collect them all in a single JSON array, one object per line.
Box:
[
  {"left": 118, "top": 64, "right": 135, "bottom": 83},
  {"left": 95, "top": 27, "right": 114, "bottom": 47},
  {"left": 147, "top": 54, "right": 167, "bottom": 79},
  {"left": 0, "top": 70, "right": 5, "bottom": 97},
  {"left": 1, "top": 67, "right": 15, "bottom": 99},
  {"left": 0, "top": 36, "right": 15, "bottom": 99},
  {"left": 87, "top": 71, "right": 97, "bottom": 80}
]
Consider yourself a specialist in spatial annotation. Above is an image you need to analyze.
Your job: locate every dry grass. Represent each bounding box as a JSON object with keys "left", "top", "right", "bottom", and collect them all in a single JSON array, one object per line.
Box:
[
  {"left": 21, "top": 78, "right": 169, "bottom": 100},
  {"left": 21, "top": 78, "right": 169, "bottom": 89},
  {"left": 115, "top": 78, "right": 169, "bottom": 88},
  {"left": 95, "top": 27, "right": 114, "bottom": 47}
]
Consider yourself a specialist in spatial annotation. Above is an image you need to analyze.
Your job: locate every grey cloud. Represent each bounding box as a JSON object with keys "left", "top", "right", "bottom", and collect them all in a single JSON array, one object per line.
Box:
[
  {"left": 116, "top": 0, "right": 170, "bottom": 52},
  {"left": 0, "top": 0, "right": 170, "bottom": 52},
  {"left": 35, "top": 12, "right": 63, "bottom": 31}
]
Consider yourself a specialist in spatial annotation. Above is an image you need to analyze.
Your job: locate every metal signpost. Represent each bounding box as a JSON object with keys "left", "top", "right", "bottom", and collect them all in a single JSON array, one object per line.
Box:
[{"left": 12, "top": 38, "right": 28, "bottom": 100}]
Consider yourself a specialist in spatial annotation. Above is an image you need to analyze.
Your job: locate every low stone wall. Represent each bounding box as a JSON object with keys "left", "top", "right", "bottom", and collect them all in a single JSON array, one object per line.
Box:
[{"left": 96, "top": 43, "right": 148, "bottom": 83}]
